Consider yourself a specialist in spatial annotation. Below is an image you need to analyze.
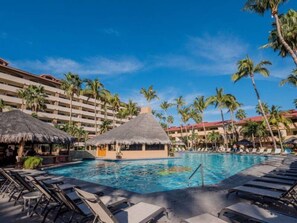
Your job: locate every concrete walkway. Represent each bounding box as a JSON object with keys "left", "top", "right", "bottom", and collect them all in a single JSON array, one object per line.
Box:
[{"left": 1, "top": 155, "right": 296, "bottom": 222}]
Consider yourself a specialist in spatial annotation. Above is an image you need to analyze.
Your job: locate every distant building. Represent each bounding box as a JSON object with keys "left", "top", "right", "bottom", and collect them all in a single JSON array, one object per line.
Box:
[{"left": 0, "top": 59, "right": 129, "bottom": 137}]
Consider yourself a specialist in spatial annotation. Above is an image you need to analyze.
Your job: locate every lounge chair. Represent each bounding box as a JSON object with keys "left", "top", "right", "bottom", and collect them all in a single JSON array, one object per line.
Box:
[
  {"left": 226, "top": 148, "right": 231, "bottom": 153},
  {"left": 274, "top": 148, "right": 281, "bottom": 155},
  {"left": 251, "top": 148, "right": 257, "bottom": 154},
  {"left": 244, "top": 180, "right": 292, "bottom": 191},
  {"left": 257, "top": 148, "right": 265, "bottom": 154},
  {"left": 255, "top": 177, "right": 295, "bottom": 185},
  {"left": 182, "top": 213, "right": 227, "bottom": 223},
  {"left": 75, "top": 188, "right": 167, "bottom": 223},
  {"left": 219, "top": 202, "right": 297, "bottom": 223},
  {"left": 264, "top": 148, "right": 272, "bottom": 155}
]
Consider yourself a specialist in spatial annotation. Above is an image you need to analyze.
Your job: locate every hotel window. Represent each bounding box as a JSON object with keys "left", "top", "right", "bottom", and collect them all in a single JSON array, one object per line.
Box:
[
  {"left": 146, "top": 144, "right": 165, "bottom": 151},
  {"left": 126, "top": 144, "right": 142, "bottom": 151}
]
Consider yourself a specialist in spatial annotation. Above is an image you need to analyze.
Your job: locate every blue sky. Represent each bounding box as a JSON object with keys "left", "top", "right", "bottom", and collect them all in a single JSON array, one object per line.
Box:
[{"left": 0, "top": 0, "right": 296, "bottom": 124}]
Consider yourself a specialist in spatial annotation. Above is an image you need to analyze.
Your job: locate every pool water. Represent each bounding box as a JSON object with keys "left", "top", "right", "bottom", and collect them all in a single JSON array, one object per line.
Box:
[{"left": 47, "top": 153, "right": 268, "bottom": 194}]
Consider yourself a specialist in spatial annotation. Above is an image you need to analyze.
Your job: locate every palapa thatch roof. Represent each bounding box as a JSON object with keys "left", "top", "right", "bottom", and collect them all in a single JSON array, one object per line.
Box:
[
  {"left": 87, "top": 112, "right": 171, "bottom": 146},
  {"left": 0, "top": 110, "right": 74, "bottom": 144}
]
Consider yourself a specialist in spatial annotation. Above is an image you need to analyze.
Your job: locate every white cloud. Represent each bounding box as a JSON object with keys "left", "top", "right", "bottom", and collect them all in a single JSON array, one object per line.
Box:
[
  {"left": 11, "top": 57, "right": 143, "bottom": 76},
  {"left": 153, "top": 33, "right": 249, "bottom": 75}
]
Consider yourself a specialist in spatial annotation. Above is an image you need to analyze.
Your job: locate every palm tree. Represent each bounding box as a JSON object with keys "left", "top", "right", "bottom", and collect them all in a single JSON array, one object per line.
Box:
[
  {"left": 207, "top": 131, "right": 222, "bottom": 149},
  {"left": 236, "top": 109, "right": 247, "bottom": 120},
  {"left": 226, "top": 96, "right": 242, "bottom": 143},
  {"left": 17, "top": 89, "right": 27, "bottom": 111},
  {"left": 125, "top": 99, "right": 138, "bottom": 119},
  {"left": 25, "top": 85, "right": 47, "bottom": 115},
  {"left": 263, "top": 10, "right": 297, "bottom": 61},
  {"left": 190, "top": 109, "right": 202, "bottom": 148},
  {"left": 110, "top": 94, "right": 121, "bottom": 128},
  {"left": 61, "top": 72, "right": 82, "bottom": 124},
  {"left": 82, "top": 79, "right": 104, "bottom": 135},
  {"left": 280, "top": 69, "right": 297, "bottom": 87},
  {"left": 160, "top": 101, "right": 173, "bottom": 132},
  {"left": 140, "top": 85, "right": 159, "bottom": 107},
  {"left": 174, "top": 96, "right": 186, "bottom": 138},
  {"left": 241, "top": 120, "right": 261, "bottom": 148},
  {"left": 179, "top": 106, "right": 191, "bottom": 148},
  {"left": 193, "top": 96, "right": 211, "bottom": 148},
  {"left": 256, "top": 102, "right": 269, "bottom": 116},
  {"left": 244, "top": 0, "right": 297, "bottom": 66},
  {"left": 167, "top": 115, "right": 174, "bottom": 127},
  {"left": 208, "top": 88, "right": 234, "bottom": 148},
  {"left": 99, "top": 89, "right": 111, "bottom": 121},
  {"left": 232, "top": 56, "right": 277, "bottom": 149},
  {"left": 100, "top": 120, "right": 112, "bottom": 134},
  {"left": 116, "top": 108, "right": 129, "bottom": 121},
  {"left": 268, "top": 105, "right": 292, "bottom": 151}
]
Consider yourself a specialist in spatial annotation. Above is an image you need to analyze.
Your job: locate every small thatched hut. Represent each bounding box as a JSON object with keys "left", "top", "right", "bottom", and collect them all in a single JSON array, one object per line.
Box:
[
  {"left": 87, "top": 107, "right": 171, "bottom": 159},
  {"left": 0, "top": 110, "right": 74, "bottom": 160}
]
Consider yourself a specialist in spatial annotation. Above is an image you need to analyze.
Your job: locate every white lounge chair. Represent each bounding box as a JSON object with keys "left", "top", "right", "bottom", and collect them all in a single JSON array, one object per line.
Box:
[
  {"left": 264, "top": 148, "right": 272, "bottom": 155},
  {"left": 183, "top": 213, "right": 227, "bottom": 223},
  {"left": 251, "top": 148, "right": 257, "bottom": 154},
  {"left": 257, "top": 148, "right": 265, "bottom": 154},
  {"left": 274, "top": 148, "right": 281, "bottom": 155},
  {"left": 75, "top": 188, "right": 167, "bottom": 223},
  {"left": 219, "top": 202, "right": 297, "bottom": 223}
]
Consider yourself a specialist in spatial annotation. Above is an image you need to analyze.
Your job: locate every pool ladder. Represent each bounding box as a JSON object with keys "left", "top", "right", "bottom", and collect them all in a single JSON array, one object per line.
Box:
[{"left": 188, "top": 164, "right": 204, "bottom": 187}]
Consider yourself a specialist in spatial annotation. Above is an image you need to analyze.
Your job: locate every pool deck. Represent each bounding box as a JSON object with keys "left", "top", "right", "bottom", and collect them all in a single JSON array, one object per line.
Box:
[{"left": 1, "top": 155, "right": 297, "bottom": 222}]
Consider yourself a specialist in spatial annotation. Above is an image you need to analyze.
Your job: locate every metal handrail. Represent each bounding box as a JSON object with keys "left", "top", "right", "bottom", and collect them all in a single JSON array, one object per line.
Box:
[{"left": 188, "top": 164, "right": 204, "bottom": 187}]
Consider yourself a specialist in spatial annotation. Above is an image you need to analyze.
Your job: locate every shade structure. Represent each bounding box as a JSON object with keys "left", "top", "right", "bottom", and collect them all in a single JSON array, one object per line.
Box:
[
  {"left": 0, "top": 110, "right": 74, "bottom": 144},
  {"left": 87, "top": 112, "right": 171, "bottom": 146},
  {"left": 237, "top": 139, "right": 253, "bottom": 146}
]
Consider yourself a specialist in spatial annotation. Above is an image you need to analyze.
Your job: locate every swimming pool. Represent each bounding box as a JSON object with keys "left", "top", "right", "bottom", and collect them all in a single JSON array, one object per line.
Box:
[{"left": 47, "top": 153, "right": 268, "bottom": 194}]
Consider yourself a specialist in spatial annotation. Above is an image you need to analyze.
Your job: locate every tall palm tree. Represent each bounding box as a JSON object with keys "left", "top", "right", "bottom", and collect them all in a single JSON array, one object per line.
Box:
[
  {"left": 268, "top": 105, "right": 292, "bottom": 151},
  {"left": 82, "top": 79, "right": 104, "bottom": 135},
  {"left": 99, "top": 88, "right": 111, "bottom": 121},
  {"left": 125, "top": 99, "right": 138, "bottom": 119},
  {"left": 235, "top": 109, "right": 247, "bottom": 120},
  {"left": 140, "top": 85, "right": 159, "bottom": 107},
  {"left": 244, "top": 0, "right": 297, "bottom": 66},
  {"left": 160, "top": 101, "right": 173, "bottom": 132},
  {"left": 17, "top": 88, "right": 27, "bottom": 111},
  {"left": 174, "top": 96, "right": 186, "bottom": 139},
  {"left": 25, "top": 85, "right": 47, "bottom": 115},
  {"left": 167, "top": 115, "right": 174, "bottom": 127},
  {"left": 190, "top": 109, "right": 202, "bottom": 148},
  {"left": 110, "top": 94, "right": 121, "bottom": 128},
  {"left": 61, "top": 72, "right": 82, "bottom": 124},
  {"left": 193, "top": 96, "right": 211, "bottom": 148},
  {"left": 116, "top": 108, "right": 129, "bottom": 121},
  {"left": 232, "top": 56, "right": 277, "bottom": 149},
  {"left": 241, "top": 120, "right": 261, "bottom": 148},
  {"left": 179, "top": 106, "right": 191, "bottom": 148},
  {"left": 208, "top": 88, "right": 234, "bottom": 148},
  {"left": 256, "top": 102, "right": 269, "bottom": 116},
  {"left": 263, "top": 10, "right": 297, "bottom": 61},
  {"left": 226, "top": 96, "right": 242, "bottom": 143},
  {"left": 280, "top": 69, "right": 297, "bottom": 87}
]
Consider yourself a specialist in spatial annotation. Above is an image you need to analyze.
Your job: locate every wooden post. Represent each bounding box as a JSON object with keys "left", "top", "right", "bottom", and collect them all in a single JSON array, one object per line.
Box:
[
  {"left": 18, "top": 140, "right": 25, "bottom": 158},
  {"left": 49, "top": 144, "right": 53, "bottom": 155}
]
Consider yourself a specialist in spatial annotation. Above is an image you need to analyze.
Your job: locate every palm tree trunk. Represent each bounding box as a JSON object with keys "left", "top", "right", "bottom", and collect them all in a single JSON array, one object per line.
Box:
[
  {"left": 252, "top": 133, "right": 256, "bottom": 149},
  {"left": 220, "top": 109, "right": 228, "bottom": 148},
  {"left": 94, "top": 98, "right": 97, "bottom": 135},
  {"left": 259, "top": 137, "right": 263, "bottom": 148},
  {"left": 250, "top": 75, "right": 277, "bottom": 149},
  {"left": 21, "top": 100, "right": 24, "bottom": 111},
  {"left": 69, "top": 96, "right": 73, "bottom": 124},
  {"left": 274, "top": 13, "right": 297, "bottom": 66},
  {"left": 277, "top": 126, "right": 284, "bottom": 151},
  {"left": 202, "top": 113, "right": 207, "bottom": 148},
  {"left": 113, "top": 110, "right": 116, "bottom": 128},
  {"left": 230, "top": 111, "right": 236, "bottom": 144}
]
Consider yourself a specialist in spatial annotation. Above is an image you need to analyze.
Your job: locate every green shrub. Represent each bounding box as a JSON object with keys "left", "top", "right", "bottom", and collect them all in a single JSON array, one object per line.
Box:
[{"left": 23, "top": 156, "right": 43, "bottom": 169}]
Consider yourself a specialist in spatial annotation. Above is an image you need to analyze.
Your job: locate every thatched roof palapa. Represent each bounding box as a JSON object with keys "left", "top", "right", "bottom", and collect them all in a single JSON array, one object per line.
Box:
[
  {"left": 0, "top": 110, "right": 74, "bottom": 144},
  {"left": 87, "top": 112, "right": 171, "bottom": 146}
]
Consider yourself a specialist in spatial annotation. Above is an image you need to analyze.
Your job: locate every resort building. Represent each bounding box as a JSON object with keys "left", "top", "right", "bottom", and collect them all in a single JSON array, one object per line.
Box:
[
  {"left": 0, "top": 58, "right": 129, "bottom": 137},
  {"left": 168, "top": 110, "right": 297, "bottom": 148},
  {"left": 86, "top": 107, "right": 171, "bottom": 159}
]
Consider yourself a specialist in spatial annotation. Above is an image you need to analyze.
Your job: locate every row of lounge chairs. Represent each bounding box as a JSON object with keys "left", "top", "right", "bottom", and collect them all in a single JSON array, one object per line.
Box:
[
  {"left": 183, "top": 160, "right": 297, "bottom": 222},
  {"left": 2, "top": 162, "right": 297, "bottom": 222},
  {"left": 0, "top": 168, "right": 168, "bottom": 222},
  {"left": 185, "top": 147, "right": 284, "bottom": 155}
]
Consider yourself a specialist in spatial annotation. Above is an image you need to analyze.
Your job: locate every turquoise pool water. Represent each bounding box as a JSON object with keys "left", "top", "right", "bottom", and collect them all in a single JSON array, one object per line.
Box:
[{"left": 47, "top": 153, "right": 268, "bottom": 194}]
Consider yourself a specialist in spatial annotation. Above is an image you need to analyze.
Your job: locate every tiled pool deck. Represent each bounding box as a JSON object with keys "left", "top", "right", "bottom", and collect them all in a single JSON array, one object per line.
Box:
[{"left": 1, "top": 155, "right": 297, "bottom": 222}]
